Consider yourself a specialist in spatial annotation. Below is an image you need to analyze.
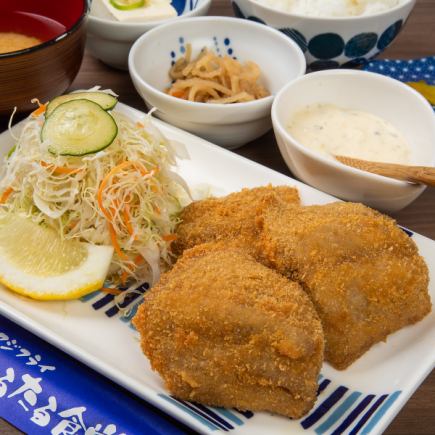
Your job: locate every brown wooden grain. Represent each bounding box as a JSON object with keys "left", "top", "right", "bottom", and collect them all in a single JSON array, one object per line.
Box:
[
  {"left": 0, "top": 419, "right": 23, "bottom": 435},
  {"left": 0, "top": 1, "right": 434, "bottom": 434}
]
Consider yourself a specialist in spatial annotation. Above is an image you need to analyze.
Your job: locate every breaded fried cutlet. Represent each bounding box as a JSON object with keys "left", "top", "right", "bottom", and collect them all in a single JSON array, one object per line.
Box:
[
  {"left": 133, "top": 243, "right": 324, "bottom": 418},
  {"left": 256, "top": 202, "right": 431, "bottom": 370},
  {"left": 173, "top": 185, "right": 300, "bottom": 256}
]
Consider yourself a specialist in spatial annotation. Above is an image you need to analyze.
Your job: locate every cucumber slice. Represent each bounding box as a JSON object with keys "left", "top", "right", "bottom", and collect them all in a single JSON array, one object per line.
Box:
[
  {"left": 42, "top": 99, "right": 118, "bottom": 156},
  {"left": 46, "top": 92, "right": 118, "bottom": 118},
  {"left": 109, "top": 0, "right": 145, "bottom": 10}
]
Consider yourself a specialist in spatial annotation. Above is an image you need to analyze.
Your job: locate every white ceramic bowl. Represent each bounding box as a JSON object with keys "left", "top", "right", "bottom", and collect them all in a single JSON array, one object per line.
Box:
[
  {"left": 232, "top": 0, "right": 416, "bottom": 70},
  {"left": 88, "top": 0, "right": 211, "bottom": 70},
  {"left": 128, "top": 16, "right": 306, "bottom": 149},
  {"left": 272, "top": 70, "right": 435, "bottom": 213}
]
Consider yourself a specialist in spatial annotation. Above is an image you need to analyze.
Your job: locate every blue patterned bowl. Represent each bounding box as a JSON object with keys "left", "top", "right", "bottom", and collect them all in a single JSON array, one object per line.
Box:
[
  {"left": 231, "top": 0, "right": 416, "bottom": 71},
  {"left": 88, "top": 0, "right": 211, "bottom": 69}
]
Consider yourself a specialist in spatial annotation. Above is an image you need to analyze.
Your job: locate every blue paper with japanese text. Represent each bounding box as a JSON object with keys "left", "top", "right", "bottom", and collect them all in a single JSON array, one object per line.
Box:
[{"left": 0, "top": 315, "right": 190, "bottom": 435}]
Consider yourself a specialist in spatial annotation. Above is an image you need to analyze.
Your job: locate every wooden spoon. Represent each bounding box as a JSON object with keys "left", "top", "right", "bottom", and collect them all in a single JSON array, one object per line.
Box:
[{"left": 335, "top": 155, "right": 435, "bottom": 187}]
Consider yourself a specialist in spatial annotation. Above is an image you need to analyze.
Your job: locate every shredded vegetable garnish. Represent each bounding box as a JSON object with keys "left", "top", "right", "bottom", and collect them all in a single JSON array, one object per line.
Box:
[
  {"left": 30, "top": 98, "right": 47, "bottom": 118},
  {"left": 0, "top": 186, "right": 13, "bottom": 204},
  {"left": 0, "top": 96, "right": 191, "bottom": 292},
  {"left": 167, "top": 44, "right": 270, "bottom": 103}
]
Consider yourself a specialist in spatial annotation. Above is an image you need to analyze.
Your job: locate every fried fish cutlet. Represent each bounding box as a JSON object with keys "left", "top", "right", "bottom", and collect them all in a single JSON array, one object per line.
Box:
[
  {"left": 256, "top": 202, "right": 431, "bottom": 370},
  {"left": 173, "top": 185, "right": 300, "bottom": 256},
  {"left": 133, "top": 243, "right": 324, "bottom": 418}
]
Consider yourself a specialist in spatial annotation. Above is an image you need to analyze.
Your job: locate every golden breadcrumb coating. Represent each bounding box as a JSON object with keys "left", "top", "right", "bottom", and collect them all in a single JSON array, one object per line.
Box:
[
  {"left": 133, "top": 242, "right": 324, "bottom": 418},
  {"left": 256, "top": 202, "right": 431, "bottom": 370},
  {"left": 173, "top": 185, "right": 300, "bottom": 256}
]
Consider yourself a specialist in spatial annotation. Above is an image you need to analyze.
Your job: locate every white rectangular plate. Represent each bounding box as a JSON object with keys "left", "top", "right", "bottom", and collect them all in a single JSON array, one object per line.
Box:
[{"left": 0, "top": 103, "right": 434, "bottom": 435}]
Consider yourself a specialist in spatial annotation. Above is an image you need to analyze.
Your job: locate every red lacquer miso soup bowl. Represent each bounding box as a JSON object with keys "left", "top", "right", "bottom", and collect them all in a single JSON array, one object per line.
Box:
[{"left": 0, "top": 0, "right": 88, "bottom": 116}]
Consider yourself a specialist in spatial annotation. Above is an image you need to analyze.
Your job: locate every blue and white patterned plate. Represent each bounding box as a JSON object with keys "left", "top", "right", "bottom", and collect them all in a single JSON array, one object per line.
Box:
[{"left": 0, "top": 103, "right": 434, "bottom": 435}]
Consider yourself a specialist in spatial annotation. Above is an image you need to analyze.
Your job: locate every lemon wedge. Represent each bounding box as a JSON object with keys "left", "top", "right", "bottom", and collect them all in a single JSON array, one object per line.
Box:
[{"left": 0, "top": 214, "right": 113, "bottom": 300}]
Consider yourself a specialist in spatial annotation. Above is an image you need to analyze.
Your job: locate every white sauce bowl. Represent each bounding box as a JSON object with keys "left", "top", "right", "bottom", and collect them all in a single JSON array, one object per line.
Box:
[
  {"left": 272, "top": 70, "right": 435, "bottom": 212},
  {"left": 128, "top": 16, "right": 306, "bottom": 148}
]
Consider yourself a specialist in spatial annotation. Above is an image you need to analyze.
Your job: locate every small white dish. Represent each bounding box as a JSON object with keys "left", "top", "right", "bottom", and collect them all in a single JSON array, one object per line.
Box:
[
  {"left": 232, "top": 0, "right": 416, "bottom": 70},
  {"left": 128, "top": 16, "right": 306, "bottom": 149},
  {"left": 272, "top": 69, "right": 435, "bottom": 213},
  {"left": 88, "top": 0, "right": 211, "bottom": 70}
]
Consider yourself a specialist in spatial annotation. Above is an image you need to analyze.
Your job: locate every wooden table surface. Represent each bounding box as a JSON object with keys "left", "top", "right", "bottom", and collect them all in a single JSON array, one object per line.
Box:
[{"left": 1, "top": 1, "right": 434, "bottom": 434}]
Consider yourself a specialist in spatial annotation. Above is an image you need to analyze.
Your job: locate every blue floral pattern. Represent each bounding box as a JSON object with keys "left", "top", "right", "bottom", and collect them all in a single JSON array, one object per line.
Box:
[
  {"left": 171, "top": 0, "right": 200, "bottom": 15},
  {"left": 169, "top": 36, "right": 236, "bottom": 62}
]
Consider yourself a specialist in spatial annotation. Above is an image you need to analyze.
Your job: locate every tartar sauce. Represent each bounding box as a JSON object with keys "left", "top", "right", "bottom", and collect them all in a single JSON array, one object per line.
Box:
[{"left": 287, "top": 104, "right": 410, "bottom": 164}]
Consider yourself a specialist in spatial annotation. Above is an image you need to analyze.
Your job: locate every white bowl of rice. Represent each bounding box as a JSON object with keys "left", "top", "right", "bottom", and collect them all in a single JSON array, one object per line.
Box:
[
  {"left": 128, "top": 16, "right": 306, "bottom": 149},
  {"left": 231, "top": 0, "right": 416, "bottom": 70}
]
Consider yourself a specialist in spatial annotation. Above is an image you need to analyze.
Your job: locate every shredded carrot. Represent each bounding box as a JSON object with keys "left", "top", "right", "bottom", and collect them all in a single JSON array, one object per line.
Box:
[
  {"left": 118, "top": 254, "right": 145, "bottom": 285},
  {"left": 67, "top": 219, "right": 79, "bottom": 231},
  {"left": 40, "top": 161, "right": 82, "bottom": 175},
  {"left": 123, "top": 204, "right": 135, "bottom": 237},
  {"left": 97, "top": 161, "right": 135, "bottom": 221},
  {"left": 136, "top": 122, "right": 144, "bottom": 128},
  {"left": 153, "top": 204, "right": 161, "bottom": 215},
  {"left": 162, "top": 234, "right": 178, "bottom": 242},
  {"left": 101, "top": 287, "right": 123, "bottom": 296},
  {"left": 120, "top": 270, "right": 129, "bottom": 285},
  {"left": 133, "top": 254, "right": 144, "bottom": 265},
  {"left": 97, "top": 161, "right": 151, "bottom": 221},
  {"left": 0, "top": 187, "right": 13, "bottom": 204},
  {"left": 108, "top": 222, "right": 126, "bottom": 260},
  {"left": 97, "top": 161, "right": 161, "bottom": 274},
  {"left": 31, "top": 99, "right": 47, "bottom": 118},
  {"left": 170, "top": 90, "right": 187, "bottom": 99},
  {"left": 136, "top": 162, "right": 152, "bottom": 177}
]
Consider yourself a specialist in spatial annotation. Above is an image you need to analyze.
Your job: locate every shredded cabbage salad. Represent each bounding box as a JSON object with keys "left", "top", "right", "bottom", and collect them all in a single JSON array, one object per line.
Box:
[{"left": 0, "top": 90, "right": 191, "bottom": 296}]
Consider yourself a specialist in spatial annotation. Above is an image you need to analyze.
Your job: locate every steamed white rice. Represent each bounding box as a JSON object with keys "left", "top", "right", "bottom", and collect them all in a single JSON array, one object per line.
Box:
[{"left": 255, "top": 0, "right": 405, "bottom": 17}]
